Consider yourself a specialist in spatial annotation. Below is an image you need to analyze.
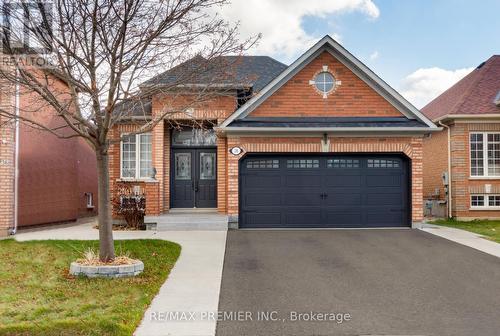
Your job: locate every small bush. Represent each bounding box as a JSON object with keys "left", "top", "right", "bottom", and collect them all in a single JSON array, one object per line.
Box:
[{"left": 112, "top": 185, "right": 147, "bottom": 230}]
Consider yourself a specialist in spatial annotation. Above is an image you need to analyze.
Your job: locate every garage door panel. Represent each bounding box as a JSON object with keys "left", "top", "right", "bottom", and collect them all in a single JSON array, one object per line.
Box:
[
  {"left": 366, "top": 211, "right": 405, "bottom": 227},
  {"left": 285, "top": 210, "right": 322, "bottom": 226},
  {"left": 324, "top": 211, "right": 364, "bottom": 227},
  {"left": 244, "top": 193, "right": 282, "bottom": 206},
  {"left": 243, "top": 175, "right": 281, "bottom": 188},
  {"left": 284, "top": 193, "right": 322, "bottom": 206},
  {"left": 325, "top": 193, "right": 362, "bottom": 205},
  {"left": 242, "top": 212, "right": 282, "bottom": 227},
  {"left": 366, "top": 193, "right": 404, "bottom": 206},
  {"left": 366, "top": 175, "right": 402, "bottom": 187},
  {"left": 240, "top": 155, "right": 409, "bottom": 228},
  {"left": 284, "top": 175, "right": 322, "bottom": 187},
  {"left": 324, "top": 175, "right": 362, "bottom": 187}
]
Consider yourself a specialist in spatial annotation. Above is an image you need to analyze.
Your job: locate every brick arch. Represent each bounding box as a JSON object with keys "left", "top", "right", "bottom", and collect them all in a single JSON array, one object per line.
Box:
[{"left": 329, "top": 140, "right": 414, "bottom": 158}]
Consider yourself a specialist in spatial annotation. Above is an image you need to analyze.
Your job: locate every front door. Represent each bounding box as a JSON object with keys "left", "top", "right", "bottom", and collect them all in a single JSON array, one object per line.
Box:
[{"left": 172, "top": 148, "right": 217, "bottom": 208}]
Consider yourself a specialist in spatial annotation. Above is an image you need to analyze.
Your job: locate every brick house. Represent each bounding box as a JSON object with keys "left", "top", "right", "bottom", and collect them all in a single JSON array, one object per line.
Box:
[
  {"left": 0, "top": 65, "right": 98, "bottom": 237},
  {"left": 422, "top": 55, "right": 500, "bottom": 220},
  {"left": 110, "top": 35, "right": 438, "bottom": 229}
]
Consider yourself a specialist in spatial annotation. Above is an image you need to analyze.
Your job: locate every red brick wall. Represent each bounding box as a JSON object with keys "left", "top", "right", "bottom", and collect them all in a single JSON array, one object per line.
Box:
[
  {"left": 217, "top": 135, "right": 227, "bottom": 213},
  {"left": 250, "top": 51, "right": 403, "bottom": 118},
  {"left": 109, "top": 68, "right": 426, "bottom": 227},
  {"left": 1, "top": 68, "right": 98, "bottom": 229},
  {"left": 76, "top": 138, "right": 98, "bottom": 217},
  {"left": 152, "top": 94, "right": 237, "bottom": 121},
  {"left": 224, "top": 136, "right": 424, "bottom": 225},
  {"left": 449, "top": 123, "right": 500, "bottom": 219},
  {"left": 423, "top": 122, "right": 500, "bottom": 219},
  {"left": 423, "top": 129, "right": 448, "bottom": 200},
  {"left": 17, "top": 76, "right": 97, "bottom": 227},
  {"left": 109, "top": 94, "right": 237, "bottom": 217}
]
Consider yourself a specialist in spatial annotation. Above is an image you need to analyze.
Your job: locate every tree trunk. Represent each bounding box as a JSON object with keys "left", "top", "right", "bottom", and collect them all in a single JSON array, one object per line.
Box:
[{"left": 96, "top": 150, "right": 115, "bottom": 261}]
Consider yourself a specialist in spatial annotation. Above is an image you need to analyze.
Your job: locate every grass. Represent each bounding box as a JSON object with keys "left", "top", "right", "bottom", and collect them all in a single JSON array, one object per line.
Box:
[
  {"left": 0, "top": 239, "right": 181, "bottom": 336},
  {"left": 430, "top": 219, "right": 500, "bottom": 243}
]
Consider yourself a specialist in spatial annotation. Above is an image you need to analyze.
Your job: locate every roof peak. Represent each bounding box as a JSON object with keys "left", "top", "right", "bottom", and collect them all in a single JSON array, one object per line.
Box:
[
  {"left": 422, "top": 54, "right": 500, "bottom": 120},
  {"left": 220, "top": 34, "right": 437, "bottom": 129}
]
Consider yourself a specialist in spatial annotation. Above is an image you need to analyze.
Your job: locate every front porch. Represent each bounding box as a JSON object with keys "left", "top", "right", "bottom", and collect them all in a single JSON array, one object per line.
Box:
[{"left": 110, "top": 121, "right": 229, "bottom": 222}]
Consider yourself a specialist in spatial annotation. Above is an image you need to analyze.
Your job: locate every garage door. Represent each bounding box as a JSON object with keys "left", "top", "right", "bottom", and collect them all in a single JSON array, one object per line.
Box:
[{"left": 239, "top": 155, "right": 410, "bottom": 228}]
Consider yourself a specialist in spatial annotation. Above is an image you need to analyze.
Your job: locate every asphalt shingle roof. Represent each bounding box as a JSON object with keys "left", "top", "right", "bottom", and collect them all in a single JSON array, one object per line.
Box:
[
  {"left": 142, "top": 55, "right": 287, "bottom": 91},
  {"left": 421, "top": 55, "right": 500, "bottom": 120},
  {"left": 115, "top": 55, "right": 287, "bottom": 118}
]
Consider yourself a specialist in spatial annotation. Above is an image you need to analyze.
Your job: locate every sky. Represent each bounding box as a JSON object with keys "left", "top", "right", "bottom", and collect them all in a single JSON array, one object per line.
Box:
[{"left": 218, "top": 0, "right": 500, "bottom": 108}]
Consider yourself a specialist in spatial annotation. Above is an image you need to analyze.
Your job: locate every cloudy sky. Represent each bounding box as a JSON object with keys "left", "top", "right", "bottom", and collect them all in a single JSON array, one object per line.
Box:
[{"left": 218, "top": 0, "right": 500, "bottom": 108}]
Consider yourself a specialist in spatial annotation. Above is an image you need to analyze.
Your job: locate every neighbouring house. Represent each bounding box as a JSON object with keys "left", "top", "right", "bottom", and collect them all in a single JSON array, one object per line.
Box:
[
  {"left": 0, "top": 63, "right": 98, "bottom": 237},
  {"left": 110, "top": 35, "right": 439, "bottom": 229},
  {"left": 422, "top": 55, "right": 500, "bottom": 220}
]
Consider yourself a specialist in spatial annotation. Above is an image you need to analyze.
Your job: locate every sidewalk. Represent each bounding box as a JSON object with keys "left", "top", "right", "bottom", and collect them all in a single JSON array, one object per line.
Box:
[
  {"left": 420, "top": 223, "right": 500, "bottom": 258},
  {"left": 15, "top": 220, "right": 227, "bottom": 336}
]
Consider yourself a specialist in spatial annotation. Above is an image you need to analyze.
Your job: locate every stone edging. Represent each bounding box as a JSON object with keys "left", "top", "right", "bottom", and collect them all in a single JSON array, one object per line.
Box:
[{"left": 69, "top": 260, "right": 144, "bottom": 278}]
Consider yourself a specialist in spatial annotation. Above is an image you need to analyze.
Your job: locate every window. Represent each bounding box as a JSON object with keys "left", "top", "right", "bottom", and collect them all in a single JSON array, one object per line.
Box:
[
  {"left": 489, "top": 195, "right": 500, "bottom": 206},
  {"left": 470, "top": 132, "right": 500, "bottom": 177},
  {"left": 246, "top": 159, "right": 279, "bottom": 169},
  {"left": 199, "top": 152, "right": 216, "bottom": 180},
  {"left": 313, "top": 71, "right": 335, "bottom": 94},
  {"left": 470, "top": 194, "right": 500, "bottom": 209},
  {"left": 287, "top": 159, "right": 319, "bottom": 169},
  {"left": 174, "top": 153, "right": 191, "bottom": 180},
  {"left": 367, "top": 159, "right": 400, "bottom": 168},
  {"left": 120, "top": 133, "right": 153, "bottom": 179},
  {"left": 471, "top": 195, "right": 484, "bottom": 207},
  {"left": 327, "top": 159, "right": 360, "bottom": 168},
  {"left": 172, "top": 128, "right": 216, "bottom": 147}
]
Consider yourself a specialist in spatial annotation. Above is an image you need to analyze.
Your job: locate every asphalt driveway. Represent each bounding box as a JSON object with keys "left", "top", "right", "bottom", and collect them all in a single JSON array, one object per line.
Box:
[{"left": 216, "top": 230, "right": 500, "bottom": 336}]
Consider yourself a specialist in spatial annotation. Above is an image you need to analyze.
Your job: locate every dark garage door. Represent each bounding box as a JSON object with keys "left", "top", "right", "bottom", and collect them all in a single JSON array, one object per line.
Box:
[{"left": 239, "top": 154, "right": 410, "bottom": 228}]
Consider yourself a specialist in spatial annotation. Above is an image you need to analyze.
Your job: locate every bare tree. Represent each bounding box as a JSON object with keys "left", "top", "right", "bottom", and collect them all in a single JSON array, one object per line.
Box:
[{"left": 0, "top": 0, "right": 256, "bottom": 261}]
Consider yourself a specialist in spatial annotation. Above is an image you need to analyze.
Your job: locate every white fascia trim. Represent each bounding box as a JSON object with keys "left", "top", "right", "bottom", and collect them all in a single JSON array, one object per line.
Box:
[
  {"left": 220, "top": 35, "right": 438, "bottom": 129},
  {"left": 434, "top": 114, "right": 500, "bottom": 123}
]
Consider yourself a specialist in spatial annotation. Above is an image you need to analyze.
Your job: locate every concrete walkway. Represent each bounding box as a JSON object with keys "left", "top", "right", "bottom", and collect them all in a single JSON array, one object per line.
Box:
[
  {"left": 15, "top": 220, "right": 227, "bottom": 336},
  {"left": 420, "top": 223, "right": 500, "bottom": 258}
]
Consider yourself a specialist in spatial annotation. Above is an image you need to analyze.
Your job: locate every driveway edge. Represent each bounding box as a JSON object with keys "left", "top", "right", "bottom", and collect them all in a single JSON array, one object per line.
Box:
[{"left": 420, "top": 224, "right": 500, "bottom": 258}]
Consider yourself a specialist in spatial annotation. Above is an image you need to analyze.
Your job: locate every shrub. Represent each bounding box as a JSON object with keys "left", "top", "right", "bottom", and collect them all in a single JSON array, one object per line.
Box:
[{"left": 112, "top": 184, "right": 147, "bottom": 230}]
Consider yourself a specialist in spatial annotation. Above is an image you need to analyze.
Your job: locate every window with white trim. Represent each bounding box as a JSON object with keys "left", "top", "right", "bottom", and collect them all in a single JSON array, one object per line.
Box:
[
  {"left": 470, "top": 132, "right": 500, "bottom": 177},
  {"left": 121, "top": 133, "right": 153, "bottom": 179},
  {"left": 470, "top": 194, "right": 500, "bottom": 209}
]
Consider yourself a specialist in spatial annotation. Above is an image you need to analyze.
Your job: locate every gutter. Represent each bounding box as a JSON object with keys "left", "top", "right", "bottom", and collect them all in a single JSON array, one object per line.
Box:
[
  {"left": 216, "top": 126, "right": 442, "bottom": 134},
  {"left": 439, "top": 120, "right": 452, "bottom": 219},
  {"left": 9, "top": 73, "right": 20, "bottom": 235}
]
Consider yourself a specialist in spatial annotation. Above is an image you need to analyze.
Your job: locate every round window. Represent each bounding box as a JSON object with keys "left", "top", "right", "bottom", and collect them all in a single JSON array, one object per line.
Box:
[{"left": 314, "top": 71, "right": 335, "bottom": 93}]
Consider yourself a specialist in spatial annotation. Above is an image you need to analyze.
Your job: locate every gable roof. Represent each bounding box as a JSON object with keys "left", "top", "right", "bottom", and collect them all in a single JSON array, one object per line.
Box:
[
  {"left": 422, "top": 55, "right": 500, "bottom": 121},
  {"left": 141, "top": 55, "right": 287, "bottom": 91},
  {"left": 220, "top": 35, "right": 438, "bottom": 130}
]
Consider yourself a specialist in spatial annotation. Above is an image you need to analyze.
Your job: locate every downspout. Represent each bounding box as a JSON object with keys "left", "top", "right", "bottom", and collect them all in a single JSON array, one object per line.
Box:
[
  {"left": 9, "top": 72, "right": 20, "bottom": 235},
  {"left": 439, "top": 121, "right": 452, "bottom": 218}
]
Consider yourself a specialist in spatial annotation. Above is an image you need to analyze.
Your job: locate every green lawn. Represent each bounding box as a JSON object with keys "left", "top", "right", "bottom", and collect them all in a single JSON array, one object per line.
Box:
[
  {"left": 430, "top": 219, "right": 500, "bottom": 243},
  {"left": 0, "top": 239, "right": 181, "bottom": 336}
]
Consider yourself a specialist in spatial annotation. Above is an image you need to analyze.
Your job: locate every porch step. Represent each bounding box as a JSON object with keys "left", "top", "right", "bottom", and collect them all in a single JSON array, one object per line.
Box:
[
  {"left": 145, "top": 213, "right": 228, "bottom": 231},
  {"left": 168, "top": 208, "right": 218, "bottom": 214}
]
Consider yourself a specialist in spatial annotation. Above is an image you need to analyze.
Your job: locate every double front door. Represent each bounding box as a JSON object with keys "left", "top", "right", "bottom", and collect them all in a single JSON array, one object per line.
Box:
[{"left": 172, "top": 148, "right": 217, "bottom": 208}]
